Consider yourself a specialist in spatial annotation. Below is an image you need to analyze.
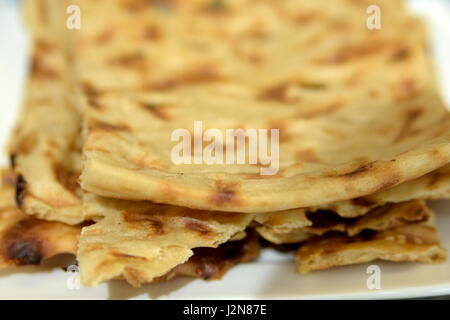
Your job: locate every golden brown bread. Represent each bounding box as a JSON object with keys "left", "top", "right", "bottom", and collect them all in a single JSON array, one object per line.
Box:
[
  {"left": 62, "top": 0, "right": 450, "bottom": 213},
  {"left": 0, "top": 170, "right": 81, "bottom": 267},
  {"left": 16, "top": 1, "right": 450, "bottom": 225},
  {"left": 78, "top": 193, "right": 254, "bottom": 286},
  {"left": 155, "top": 229, "right": 260, "bottom": 282},
  {"left": 0, "top": 169, "right": 260, "bottom": 282},
  {"left": 12, "top": 0, "right": 449, "bottom": 287},
  {"left": 295, "top": 208, "right": 446, "bottom": 274},
  {"left": 9, "top": 0, "right": 84, "bottom": 225}
]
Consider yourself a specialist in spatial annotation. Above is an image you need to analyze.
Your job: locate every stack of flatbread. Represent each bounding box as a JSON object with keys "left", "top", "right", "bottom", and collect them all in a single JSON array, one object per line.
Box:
[{"left": 2, "top": 0, "right": 450, "bottom": 287}]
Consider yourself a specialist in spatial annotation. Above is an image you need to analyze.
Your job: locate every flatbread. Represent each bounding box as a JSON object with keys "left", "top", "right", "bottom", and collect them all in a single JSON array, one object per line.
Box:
[
  {"left": 18, "top": 0, "right": 450, "bottom": 226},
  {"left": 69, "top": 0, "right": 450, "bottom": 212},
  {"left": 53, "top": 0, "right": 429, "bottom": 90},
  {"left": 0, "top": 170, "right": 81, "bottom": 267},
  {"left": 295, "top": 208, "right": 446, "bottom": 273},
  {"left": 253, "top": 208, "right": 311, "bottom": 244},
  {"left": 9, "top": 3, "right": 84, "bottom": 225},
  {"left": 306, "top": 200, "right": 430, "bottom": 236},
  {"left": 319, "top": 164, "right": 450, "bottom": 217},
  {"left": 256, "top": 200, "right": 431, "bottom": 244},
  {"left": 0, "top": 169, "right": 259, "bottom": 282},
  {"left": 78, "top": 194, "right": 254, "bottom": 286},
  {"left": 156, "top": 229, "right": 260, "bottom": 282}
]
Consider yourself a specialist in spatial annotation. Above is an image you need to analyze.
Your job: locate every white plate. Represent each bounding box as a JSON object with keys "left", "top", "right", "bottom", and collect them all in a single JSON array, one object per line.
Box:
[{"left": 0, "top": 0, "right": 450, "bottom": 300}]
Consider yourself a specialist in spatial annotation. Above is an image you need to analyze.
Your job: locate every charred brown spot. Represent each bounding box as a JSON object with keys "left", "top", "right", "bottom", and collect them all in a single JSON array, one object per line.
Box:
[
  {"left": 357, "top": 229, "right": 378, "bottom": 242},
  {"left": 12, "top": 133, "right": 38, "bottom": 156},
  {"left": 132, "top": 156, "right": 167, "bottom": 170},
  {"left": 338, "top": 162, "right": 373, "bottom": 178},
  {"left": 306, "top": 211, "right": 350, "bottom": 229},
  {"left": 316, "top": 40, "right": 386, "bottom": 65},
  {"left": 53, "top": 162, "right": 80, "bottom": 195},
  {"left": 246, "top": 53, "right": 265, "bottom": 65},
  {"left": 211, "top": 181, "right": 241, "bottom": 206},
  {"left": 109, "top": 52, "right": 145, "bottom": 67},
  {"left": 428, "top": 149, "right": 446, "bottom": 162},
  {"left": 295, "top": 149, "right": 320, "bottom": 163},
  {"left": 258, "top": 82, "right": 292, "bottom": 103},
  {"left": 393, "top": 77, "right": 420, "bottom": 101},
  {"left": 140, "top": 103, "right": 170, "bottom": 121},
  {"left": 156, "top": 231, "right": 259, "bottom": 282},
  {"left": 182, "top": 64, "right": 222, "bottom": 84},
  {"left": 3, "top": 219, "right": 49, "bottom": 265},
  {"left": 82, "top": 82, "right": 98, "bottom": 97},
  {"left": 142, "top": 25, "right": 161, "bottom": 41},
  {"left": 90, "top": 120, "right": 131, "bottom": 132},
  {"left": 369, "top": 89, "right": 380, "bottom": 98},
  {"left": 351, "top": 196, "right": 377, "bottom": 207},
  {"left": 147, "top": 65, "right": 222, "bottom": 91},
  {"left": 391, "top": 46, "right": 410, "bottom": 61},
  {"left": 95, "top": 28, "right": 115, "bottom": 43},
  {"left": 405, "top": 203, "right": 426, "bottom": 220},
  {"left": 184, "top": 218, "right": 212, "bottom": 235},
  {"left": 296, "top": 12, "right": 318, "bottom": 25},
  {"left": 196, "top": 231, "right": 258, "bottom": 279},
  {"left": 9, "top": 154, "right": 16, "bottom": 168},
  {"left": 35, "top": 40, "right": 54, "bottom": 54},
  {"left": 394, "top": 107, "right": 423, "bottom": 143},
  {"left": 123, "top": 211, "right": 165, "bottom": 235},
  {"left": 427, "top": 171, "right": 444, "bottom": 189},
  {"left": 6, "top": 240, "right": 42, "bottom": 265},
  {"left": 374, "top": 175, "right": 401, "bottom": 193},
  {"left": 147, "top": 78, "right": 178, "bottom": 90},
  {"left": 82, "top": 82, "right": 103, "bottom": 110},
  {"left": 30, "top": 54, "right": 59, "bottom": 79},
  {"left": 15, "top": 175, "right": 27, "bottom": 208}
]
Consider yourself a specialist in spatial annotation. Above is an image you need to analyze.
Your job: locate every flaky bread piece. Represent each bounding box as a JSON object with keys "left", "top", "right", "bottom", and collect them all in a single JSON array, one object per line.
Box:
[
  {"left": 346, "top": 200, "right": 431, "bottom": 236},
  {"left": 78, "top": 194, "right": 254, "bottom": 287},
  {"left": 46, "top": 0, "right": 428, "bottom": 91},
  {"left": 0, "top": 169, "right": 259, "bottom": 281},
  {"left": 295, "top": 208, "right": 446, "bottom": 273},
  {"left": 8, "top": 10, "right": 84, "bottom": 224},
  {"left": 0, "top": 170, "right": 80, "bottom": 267},
  {"left": 64, "top": 0, "right": 450, "bottom": 212},
  {"left": 18, "top": 0, "right": 449, "bottom": 226},
  {"left": 156, "top": 229, "right": 260, "bottom": 282},
  {"left": 254, "top": 208, "right": 311, "bottom": 244},
  {"left": 252, "top": 160, "right": 450, "bottom": 243},
  {"left": 256, "top": 200, "right": 431, "bottom": 244},
  {"left": 319, "top": 164, "right": 450, "bottom": 218},
  {"left": 306, "top": 200, "right": 431, "bottom": 237}
]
